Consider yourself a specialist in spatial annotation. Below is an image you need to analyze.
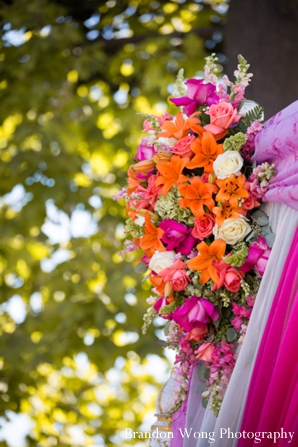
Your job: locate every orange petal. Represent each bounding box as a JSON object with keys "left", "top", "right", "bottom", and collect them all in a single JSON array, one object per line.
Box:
[{"left": 200, "top": 269, "right": 210, "bottom": 284}]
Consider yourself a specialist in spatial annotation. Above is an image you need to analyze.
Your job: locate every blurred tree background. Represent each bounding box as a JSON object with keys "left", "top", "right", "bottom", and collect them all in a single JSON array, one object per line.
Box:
[{"left": 0, "top": 1, "right": 229, "bottom": 446}]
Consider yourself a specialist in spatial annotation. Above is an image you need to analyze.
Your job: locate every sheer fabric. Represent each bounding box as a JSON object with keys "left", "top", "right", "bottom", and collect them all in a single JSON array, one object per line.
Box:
[
  {"left": 170, "top": 101, "right": 298, "bottom": 447},
  {"left": 183, "top": 203, "right": 298, "bottom": 447}
]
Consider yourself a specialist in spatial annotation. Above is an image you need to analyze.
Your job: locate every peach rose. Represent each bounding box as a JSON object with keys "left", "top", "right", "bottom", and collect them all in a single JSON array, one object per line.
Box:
[
  {"left": 186, "top": 326, "right": 209, "bottom": 342},
  {"left": 242, "top": 195, "right": 260, "bottom": 210},
  {"left": 195, "top": 342, "right": 215, "bottom": 362},
  {"left": 159, "top": 259, "right": 190, "bottom": 292},
  {"left": 212, "top": 260, "right": 244, "bottom": 293},
  {"left": 192, "top": 213, "right": 216, "bottom": 240},
  {"left": 172, "top": 135, "right": 195, "bottom": 158},
  {"left": 204, "top": 101, "right": 241, "bottom": 135}
]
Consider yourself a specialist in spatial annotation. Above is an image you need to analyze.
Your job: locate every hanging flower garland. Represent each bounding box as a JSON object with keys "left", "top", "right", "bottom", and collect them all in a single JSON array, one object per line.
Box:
[{"left": 115, "top": 54, "right": 276, "bottom": 416}]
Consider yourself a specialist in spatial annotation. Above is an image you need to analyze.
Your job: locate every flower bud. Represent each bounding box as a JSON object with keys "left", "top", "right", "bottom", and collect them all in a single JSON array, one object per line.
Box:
[
  {"left": 208, "top": 173, "right": 216, "bottom": 184},
  {"left": 152, "top": 152, "right": 172, "bottom": 163},
  {"left": 131, "top": 160, "right": 155, "bottom": 173},
  {"left": 164, "top": 281, "right": 173, "bottom": 297},
  {"left": 137, "top": 209, "right": 159, "bottom": 221}
]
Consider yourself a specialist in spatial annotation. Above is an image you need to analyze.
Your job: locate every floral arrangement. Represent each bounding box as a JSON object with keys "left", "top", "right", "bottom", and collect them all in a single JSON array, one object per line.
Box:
[{"left": 115, "top": 54, "right": 276, "bottom": 417}]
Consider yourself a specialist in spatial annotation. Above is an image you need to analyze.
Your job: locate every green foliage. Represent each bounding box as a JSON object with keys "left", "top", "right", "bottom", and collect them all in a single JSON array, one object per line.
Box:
[
  {"left": 244, "top": 105, "right": 265, "bottom": 127},
  {"left": 0, "top": 0, "right": 227, "bottom": 445}
]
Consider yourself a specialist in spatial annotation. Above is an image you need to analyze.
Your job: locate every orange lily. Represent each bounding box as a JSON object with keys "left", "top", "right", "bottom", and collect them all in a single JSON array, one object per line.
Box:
[
  {"left": 155, "top": 155, "right": 189, "bottom": 196},
  {"left": 126, "top": 201, "right": 137, "bottom": 221},
  {"left": 131, "top": 159, "right": 155, "bottom": 173},
  {"left": 139, "top": 212, "right": 165, "bottom": 256},
  {"left": 187, "top": 131, "right": 224, "bottom": 173},
  {"left": 213, "top": 129, "right": 229, "bottom": 141},
  {"left": 152, "top": 152, "right": 172, "bottom": 163},
  {"left": 216, "top": 174, "right": 249, "bottom": 208},
  {"left": 187, "top": 239, "right": 226, "bottom": 284},
  {"left": 186, "top": 112, "right": 204, "bottom": 136},
  {"left": 149, "top": 274, "right": 165, "bottom": 296},
  {"left": 157, "top": 112, "right": 204, "bottom": 140},
  {"left": 212, "top": 200, "right": 244, "bottom": 227},
  {"left": 127, "top": 166, "right": 146, "bottom": 194},
  {"left": 157, "top": 112, "right": 189, "bottom": 139},
  {"left": 178, "top": 177, "right": 218, "bottom": 218}
]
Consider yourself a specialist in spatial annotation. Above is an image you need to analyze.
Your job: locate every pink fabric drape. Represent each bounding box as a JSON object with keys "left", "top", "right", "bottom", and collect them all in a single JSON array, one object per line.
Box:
[
  {"left": 253, "top": 100, "right": 298, "bottom": 210},
  {"left": 239, "top": 226, "right": 298, "bottom": 446}
]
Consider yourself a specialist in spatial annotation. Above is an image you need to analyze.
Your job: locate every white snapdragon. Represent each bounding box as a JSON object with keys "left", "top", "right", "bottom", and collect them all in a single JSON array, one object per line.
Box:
[{"left": 156, "top": 137, "right": 177, "bottom": 148}]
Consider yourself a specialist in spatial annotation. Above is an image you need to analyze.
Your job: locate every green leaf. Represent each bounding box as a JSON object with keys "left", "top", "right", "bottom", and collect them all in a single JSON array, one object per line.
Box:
[
  {"left": 198, "top": 363, "right": 208, "bottom": 381},
  {"left": 197, "top": 382, "right": 206, "bottom": 394},
  {"left": 252, "top": 209, "right": 267, "bottom": 219},
  {"left": 202, "top": 397, "right": 209, "bottom": 409},
  {"left": 265, "top": 233, "right": 275, "bottom": 247},
  {"left": 245, "top": 105, "right": 264, "bottom": 127},
  {"left": 135, "top": 262, "right": 148, "bottom": 274},
  {"left": 155, "top": 339, "right": 168, "bottom": 347},
  {"left": 163, "top": 321, "right": 171, "bottom": 337},
  {"left": 227, "top": 328, "right": 237, "bottom": 342},
  {"left": 256, "top": 216, "right": 269, "bottom": 226}
]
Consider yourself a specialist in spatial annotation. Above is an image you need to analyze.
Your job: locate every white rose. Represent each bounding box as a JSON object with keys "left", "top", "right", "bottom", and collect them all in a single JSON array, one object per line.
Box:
[
  {"left": 213, "top": 217, "right": 251, "bottom": 245},
  {"left": 213, "top": 150, "right": 244, "bottom": 179},
  {"left": 149, "top": 250, "right": 175, "bottom": 273}
]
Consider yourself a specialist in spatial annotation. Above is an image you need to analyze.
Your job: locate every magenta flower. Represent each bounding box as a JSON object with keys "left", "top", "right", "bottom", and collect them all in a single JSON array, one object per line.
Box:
[
  {"left": 173, "top": 296, "right": 219, "bottom": 331},
  {"left": 159, "top": 219, "right": 197, "bottom": 255},
  {"left": 153, "top": 296, "right": 172, "bottom": 320},
  {"left": 170, "top": 79, "right": 219, "bottom": 116},
  {"left": 239, "top": 236, "right": 271, "bottom": 276},
  {"left": 135, "top": 137, "right": 156, "bottom": 161}
]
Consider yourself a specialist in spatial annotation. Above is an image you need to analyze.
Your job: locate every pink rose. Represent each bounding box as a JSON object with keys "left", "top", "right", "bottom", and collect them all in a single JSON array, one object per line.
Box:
[
  {"left": 242, "top": 184, "right": 261, "bottom": 210},
  {"left": 173, "top": 296, "right": 219, "bottom": 331},
  {"left": 170, "top": 78, "right": 219, "bottom": 116},
  {"left": 159, "top": 259, "right": 190, "bottom": 292},
  {"left": 240, "top": 236, "right": 271, "bottom": 276},
  {"left": 195, "top": 342, "right": 215, "bottom": 362},
  {"left": 172, "top": 135, "right": 195, "bottom": 158},
  {"left": 242, "top": 195, "right": 260, "bottom": 211},
  {"left": 212, "top": 260, "right": 244, "bottom": 293},
  {"left": 204, "top": 101, "right": 241, "bottom": 135},
  {"left": 224, "top": 267, "right": 244, "bottom": 292},
  {"left": 192, "top": 213, "right": 216, "bottom": 240},
  {"left": 159, "top": 219, "right": 197, "bottom": 255},
  {"left": 186, "top": 326, "right": 209, "bottom": 342}
]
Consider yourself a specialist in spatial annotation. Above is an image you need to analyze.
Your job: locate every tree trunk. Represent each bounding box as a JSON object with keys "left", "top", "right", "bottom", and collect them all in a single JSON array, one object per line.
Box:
[{"left": 225, "top": 0, "right": 298, "bottom": 119}]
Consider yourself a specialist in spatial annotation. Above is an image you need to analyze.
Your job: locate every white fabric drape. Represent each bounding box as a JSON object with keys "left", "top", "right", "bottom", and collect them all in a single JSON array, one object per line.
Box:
[{"left": 181, "top": 202, "right": 298, "bottom": 447}]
